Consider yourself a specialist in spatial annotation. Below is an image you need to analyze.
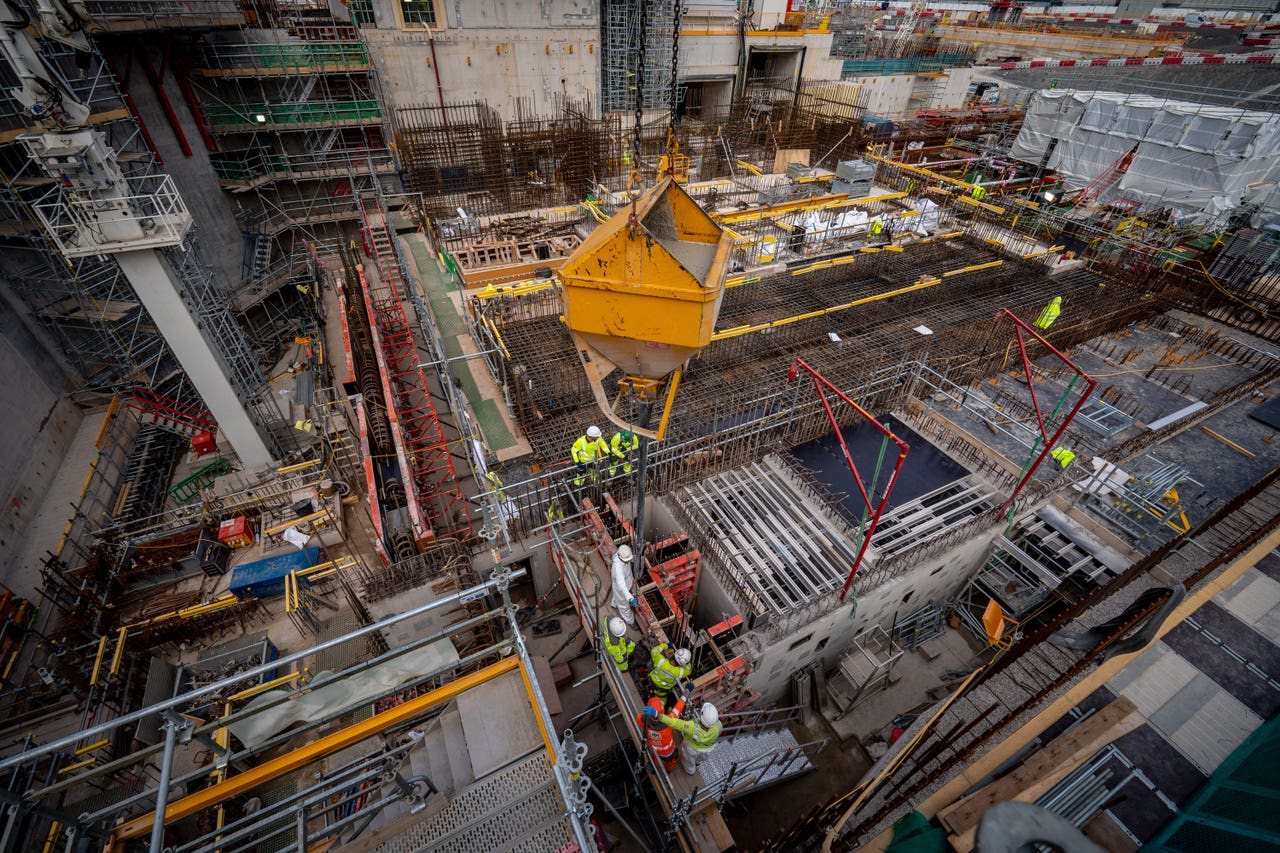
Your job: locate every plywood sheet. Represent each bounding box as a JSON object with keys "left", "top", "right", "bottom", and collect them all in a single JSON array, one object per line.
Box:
[{"left": 457, "top": 669, "right": 543, "bottom": 778}]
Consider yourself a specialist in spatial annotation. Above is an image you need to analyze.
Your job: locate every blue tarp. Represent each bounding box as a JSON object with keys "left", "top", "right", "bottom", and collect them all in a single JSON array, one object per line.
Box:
[{"left": 229, "top": 547, "right": 321, "bottom": 599}]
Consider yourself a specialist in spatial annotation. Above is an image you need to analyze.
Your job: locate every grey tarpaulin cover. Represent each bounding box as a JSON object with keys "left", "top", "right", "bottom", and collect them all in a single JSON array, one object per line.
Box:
[
  {"left": 1009, "top": 89, "right": 1280, "bottom": 222},
  {"left": 228, "top": 639, "right": 459, "bottom": 749}
]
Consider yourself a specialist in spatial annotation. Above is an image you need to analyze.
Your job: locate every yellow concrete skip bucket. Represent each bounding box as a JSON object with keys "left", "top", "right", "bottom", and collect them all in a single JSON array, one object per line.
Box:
[{"left": 559, "top": 175, "right": 733, "bottom": 440}]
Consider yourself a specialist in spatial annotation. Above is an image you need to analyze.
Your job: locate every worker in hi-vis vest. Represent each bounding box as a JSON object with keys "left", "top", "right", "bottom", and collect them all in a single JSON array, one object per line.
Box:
[
  {"left": 657, "top": 701, "right": 722, "bottom": 776},
  {"left": 609, "top": 430, "right": 639, "bottom": 477},
  {"left": 571, "top": 425, "right": 609, "bottom": 487},
  {"left": 648, "top": 643, "right": 692, "bottom": 702},
  {"left": 1035, "top": 296, "right": 1062, "bottom": 330},
  {"left": 603, "top": 615, "right": 636, "bottom": 671},
  {"left": 1051, "top": 446, "right": 1076, "bottom": 469}
]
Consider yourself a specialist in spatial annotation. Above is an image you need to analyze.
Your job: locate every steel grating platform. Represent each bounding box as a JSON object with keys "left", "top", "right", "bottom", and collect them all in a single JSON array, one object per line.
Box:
[
  {"left": 372, "top": 750, "right": 572, "bottom": 853},
  {"left": 697, "top": 728, "right": 815, "bottom": 799}
]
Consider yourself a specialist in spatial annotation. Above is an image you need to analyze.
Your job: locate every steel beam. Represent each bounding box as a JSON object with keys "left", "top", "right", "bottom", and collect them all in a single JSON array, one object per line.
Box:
[{"left": 109, "top": 657, "right": 521, "bottom": 845}]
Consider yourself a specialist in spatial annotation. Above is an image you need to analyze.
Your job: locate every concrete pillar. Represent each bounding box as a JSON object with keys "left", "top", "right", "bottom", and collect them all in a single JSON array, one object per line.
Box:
[{"left": 113, "top": 250, "right": 275, "bottom": 467}]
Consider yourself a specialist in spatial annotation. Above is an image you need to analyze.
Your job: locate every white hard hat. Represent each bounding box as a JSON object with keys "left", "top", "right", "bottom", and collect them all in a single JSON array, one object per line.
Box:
[
  {"left": 608, "top": 616, "right": 627, "bottom": 638},
  {"left": 616, "top": 544, "right": 633, "bottom": 562},
  {"left": 587, "top": 425, "right": 602, "bottom": 439},
  {"left": 700, "top": 703, "right": 719, "bottom": 727},
  {"left": 674, "top": 648, "right": 691, "bottom": 666}
]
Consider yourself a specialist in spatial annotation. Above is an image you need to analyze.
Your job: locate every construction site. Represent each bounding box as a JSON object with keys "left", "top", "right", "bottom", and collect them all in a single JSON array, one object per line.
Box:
[{"left": 1, "top": 0, "right": 1279, "bottom": 850}]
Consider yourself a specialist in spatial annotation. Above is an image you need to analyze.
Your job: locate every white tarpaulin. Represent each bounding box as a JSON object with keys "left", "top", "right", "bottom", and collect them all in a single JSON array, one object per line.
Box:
[
  {"left": 1008, "top": 90, "right": 1280, "bottom": 221},
  {"left": 228, "top": 639, "right": 459, "bottom": 749}
]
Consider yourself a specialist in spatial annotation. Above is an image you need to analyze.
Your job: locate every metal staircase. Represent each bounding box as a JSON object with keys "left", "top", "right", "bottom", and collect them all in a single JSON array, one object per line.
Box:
[{"left": 695, "top": 727, "right": 827, "bottom": 807}]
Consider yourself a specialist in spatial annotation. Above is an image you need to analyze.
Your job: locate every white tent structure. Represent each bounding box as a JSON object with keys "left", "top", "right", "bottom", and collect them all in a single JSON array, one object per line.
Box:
[{"left": 1009, "top": 90, "right": 1280, "bottom": 225}]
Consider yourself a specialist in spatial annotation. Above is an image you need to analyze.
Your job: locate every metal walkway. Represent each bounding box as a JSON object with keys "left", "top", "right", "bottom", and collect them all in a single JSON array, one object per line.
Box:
[{"left": 372, "top": 751, "right": 573, "bottom": 853}]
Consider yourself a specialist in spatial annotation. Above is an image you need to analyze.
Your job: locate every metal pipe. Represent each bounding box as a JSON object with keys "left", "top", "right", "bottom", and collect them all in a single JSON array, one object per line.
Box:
[
  {"left": 178, "top": 751, "right": 398, "bottom": 853},
  {"left": 585, "top": 776, "right": 650, "bottom": 852},
  {"left": 149, "top": 718, "right": 181, "bottom": 853},
  {"left": 1, "top": 572, "right": 522, "bottom": 774}
]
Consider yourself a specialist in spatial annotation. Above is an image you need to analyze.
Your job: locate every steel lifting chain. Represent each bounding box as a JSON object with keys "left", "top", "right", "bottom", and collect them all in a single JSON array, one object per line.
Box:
[
  {"left": 666, "top": 0, "right": 682, "bottom": 175},
  {"left": 628, "top": 0, "right": 649, "bottom": 229}
]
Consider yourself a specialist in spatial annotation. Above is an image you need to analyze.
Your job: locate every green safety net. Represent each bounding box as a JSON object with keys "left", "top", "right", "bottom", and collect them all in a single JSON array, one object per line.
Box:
[
  {"left": 885, "top": 811, "right": 949, "bottom": 853},
  {"left": 1144, "top": 714, "right": 1280, "bottom": 852}
]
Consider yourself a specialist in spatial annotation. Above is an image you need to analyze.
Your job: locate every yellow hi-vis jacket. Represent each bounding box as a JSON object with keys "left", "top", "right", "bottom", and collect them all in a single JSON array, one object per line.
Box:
[
  {"left": 1035, "top": 297, "right": 1062, "bottom": 330},
  {"left": 660, "top": 713, "right": 722, "bottom": 751},
  {"left": 611, "top": 432, "right": 638, "bottom": 459},
  {"left": 603, "top": 630, "right": 636, "bottom": 669},
  {"left": 571, "top": 434, "right": 608, "bottom": 464},
  {"left": 649, "top": 644, "right": 691, "bottom": 691}
]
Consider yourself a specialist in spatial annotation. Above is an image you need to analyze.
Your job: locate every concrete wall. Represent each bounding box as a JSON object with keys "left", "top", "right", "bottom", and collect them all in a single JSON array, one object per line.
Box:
[
  {"left": 850, "top": 74, "right": 915, "bottom": 117},
  {"left": 0, "top": 286, "right": 82, "bottom": 580},
  {"left": 740, "top": 530, "right": 995, "bottom": 704},
  {"left": 364, "top": 0, "right": 599, "bottom": 120},
  {"left": 107, "top": 44, "right": 248, "bottom": 291},
  {"left": 930, "top": 66, "right": 979, "bottom": 110}
]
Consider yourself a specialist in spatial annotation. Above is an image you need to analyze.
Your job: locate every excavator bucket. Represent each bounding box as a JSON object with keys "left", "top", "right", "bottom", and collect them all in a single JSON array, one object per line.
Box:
[{"left": 559, "top": 176, "right": 733, "bottom": 440}]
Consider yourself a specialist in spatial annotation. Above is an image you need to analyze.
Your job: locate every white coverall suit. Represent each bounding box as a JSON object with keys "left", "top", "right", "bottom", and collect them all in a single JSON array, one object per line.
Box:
[{"left": 610, "top": 551, "right": 636, "bottom": 626}]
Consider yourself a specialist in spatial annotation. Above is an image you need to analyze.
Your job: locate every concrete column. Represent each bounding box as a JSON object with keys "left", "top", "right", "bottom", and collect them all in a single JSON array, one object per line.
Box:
[{"left": 113, "top": 250, "right": 274, "bottom": 467}]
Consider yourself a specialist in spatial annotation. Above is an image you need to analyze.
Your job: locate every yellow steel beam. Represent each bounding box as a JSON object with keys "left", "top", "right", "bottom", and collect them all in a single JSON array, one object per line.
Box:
[
  {"left": 864, "top": 152, "right": 977, "bottom": 191},
  {"left": 942, "top": 260, "right": 1004, "bottom": 277},
  {"left": 263, "top": 507, "right": 333, "bottom": 538},
  {"left": 89, "top": 635, "right": 109, "bottom": 687},
  {"left": 484, "top": 317, "right": 512, "bottom": 360},
  {"left": 110, "top": 627, "right": 127, "bottom": 676},
  {"left": 517, "top": 658, "right": 558, "bottom": 765},
  {"left": 715, "top": 190, "right": 908, "bottom": 225},
  {"left": 227, "top": 669, "right": 301, "bottom": 704},
  {"left": 472, "top": 280, "right": 555, "bottom": 301},
  {"left": 712, "top": 275, "right": 943, "bottom": 341},
  {"left": 278, "top": 458, "right": 323, "bottom": 475},
  {"left": 74, "top": 739, "right": 110, "bottom": 756},
  {"left": 955, "top": 194, "right": 1008, "bottom": 215},
  {"left": 58, "top": 758, "right": 95, "bottom": 775},
  {"left": 109, "top": 657, "right": 522, "bottom": 845},
  {"left": 735, "top": 159, "right": 764, "bottom": 177}
]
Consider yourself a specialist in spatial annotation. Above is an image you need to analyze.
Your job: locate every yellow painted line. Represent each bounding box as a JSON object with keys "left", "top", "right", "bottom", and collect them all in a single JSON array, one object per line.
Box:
[{"left": 109, "top": 657, "right": 523, "bottom": 843}]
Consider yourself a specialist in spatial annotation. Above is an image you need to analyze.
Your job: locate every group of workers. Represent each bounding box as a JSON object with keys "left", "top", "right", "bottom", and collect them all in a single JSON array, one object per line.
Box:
[
  {"left": 571, "top": 425, "right": 639, "bottom": 488},
  {"left": 603, "top": 544, "right": 722, "bottom": 777}
]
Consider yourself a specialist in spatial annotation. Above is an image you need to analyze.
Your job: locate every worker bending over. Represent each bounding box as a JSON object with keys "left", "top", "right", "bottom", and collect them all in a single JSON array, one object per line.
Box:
[
  {"left": 571, "top": 425, "right": 609, "bottom": 487},
  {"left": 609, "top": 429, "right": 639, "bottom": 477},
  {"left": 1050, "top": 446, "right": 1076, "bottom": 469},
  {"left": 648, "top": 643, "right": 692, "bottom": 703},
  {"left": 638, "top": 697, "right": 678, "bottom": 772},
  {"left": 1034, "top": 296, "right": 1062, "bottom": 330},
  {"left": 603, "top": 615, "right": 636, "bottom": 671},
  {"left": 659, "top": 701, "right": 722, "bottom": 776},
  {"left": 610, "top": 544, "right": 638, "bottom": 626}
]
